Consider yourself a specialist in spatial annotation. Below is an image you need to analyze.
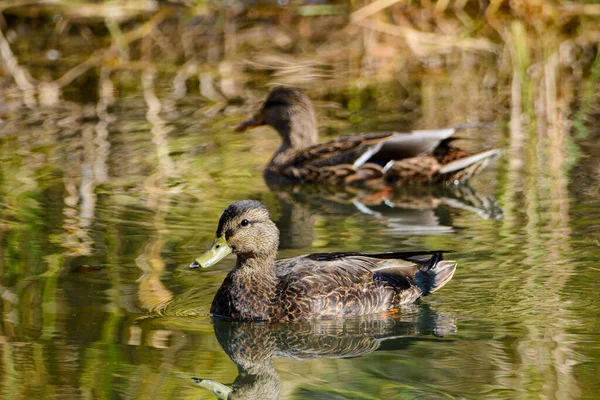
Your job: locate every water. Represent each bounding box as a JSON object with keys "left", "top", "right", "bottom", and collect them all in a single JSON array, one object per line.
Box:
[{"left": 1, "top": 2, "right": 599, "bottom": 399}]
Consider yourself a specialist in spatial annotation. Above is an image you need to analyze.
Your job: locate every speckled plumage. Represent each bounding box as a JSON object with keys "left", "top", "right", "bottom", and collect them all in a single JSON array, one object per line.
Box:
[
  {"left": 235, "top": 87, "right": 501, "bottom": 187},
  {"left": 202, "top": 201, "right": 456, "bottom": 322}
]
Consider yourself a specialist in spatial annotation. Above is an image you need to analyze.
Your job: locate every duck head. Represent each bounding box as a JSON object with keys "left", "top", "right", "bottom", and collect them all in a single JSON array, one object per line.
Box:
[
  {"left": 190, "top": 200, "right": 280, "bottom": 269},
  {"left": 235, "top": 87, "right": 318, "bottom": 150}
]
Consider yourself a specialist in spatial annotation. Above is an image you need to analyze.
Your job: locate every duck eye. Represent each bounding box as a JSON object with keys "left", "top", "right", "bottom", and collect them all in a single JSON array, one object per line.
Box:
[{"left": 240, "top": 219, "right": 249, "bottom": 227}]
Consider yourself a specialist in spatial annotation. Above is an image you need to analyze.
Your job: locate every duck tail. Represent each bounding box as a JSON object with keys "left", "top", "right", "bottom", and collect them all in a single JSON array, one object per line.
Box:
[
  {"left": 439, "top": 149, "right": 502, "bottom": 182},
  {"left": 414, "top": 253, "right": 457, "bottom": 296}
]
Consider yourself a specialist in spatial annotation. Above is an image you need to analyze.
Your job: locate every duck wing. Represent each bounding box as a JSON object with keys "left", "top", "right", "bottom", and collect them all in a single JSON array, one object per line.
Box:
[
  {"left": 277, "top": 129, "right": 465, "bottom": 186},
  {"left": 274, "top": 251, "right": 456, "bottom": 320},
  {"left": 290, "top": 132, "right": 394, "bottom": 168},
  {"left": 370, "top": 129, "right": 457, "bottom": 162},
  {"left": 276, "top": 132, "right": 392, "bottom": 185},
  {"left": 290, "top": 129, "right": 458, "bottom": 168}
]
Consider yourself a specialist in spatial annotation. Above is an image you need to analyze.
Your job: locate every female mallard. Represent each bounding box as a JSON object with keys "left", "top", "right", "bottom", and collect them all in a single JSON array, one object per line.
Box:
[
  {"left": 235, "top": 86, "right": 501, "bottom": 187},
  {"left": 190, "top": 200, "right": 456, "bottom": 322}
]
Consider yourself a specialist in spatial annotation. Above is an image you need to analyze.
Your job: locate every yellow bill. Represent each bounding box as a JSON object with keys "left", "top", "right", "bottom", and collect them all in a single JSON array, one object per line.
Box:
[
  {"left": 192, "top": 377, "right": 232, "bottom": 399},
  {"left": 235, "top": 114, "right": 264, "bottom": 132},
  {"left": 190, "top": 235, "right": 231, "bottom": 269}
]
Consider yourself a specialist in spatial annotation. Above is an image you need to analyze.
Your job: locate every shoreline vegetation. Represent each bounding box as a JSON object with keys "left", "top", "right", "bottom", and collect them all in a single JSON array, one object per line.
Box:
[{"left": 0, "top": 0, "right": 598, "bottom": 118}]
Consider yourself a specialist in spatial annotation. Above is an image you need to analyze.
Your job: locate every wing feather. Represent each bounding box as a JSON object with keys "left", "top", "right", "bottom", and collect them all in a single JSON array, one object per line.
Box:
[{"left": 274, "top": 251, "right": 451, "bottom": 318}]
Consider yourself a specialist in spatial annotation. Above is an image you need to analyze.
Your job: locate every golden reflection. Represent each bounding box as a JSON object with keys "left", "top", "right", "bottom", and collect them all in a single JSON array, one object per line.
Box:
[
  {"left": 496, "top": 22, "right": 582, "bottom": 398},
  {"left": 135, "top": 204, "right": 174, "bottom": 313},
  {"left": 61, "top": 125, "right": 96, "bottom": 257},
  {"left": 94, "top": 67, "right": 114, "bottom": 184},
  {"left": 142, "top": 67, "right": 176, "bottom": 180}
]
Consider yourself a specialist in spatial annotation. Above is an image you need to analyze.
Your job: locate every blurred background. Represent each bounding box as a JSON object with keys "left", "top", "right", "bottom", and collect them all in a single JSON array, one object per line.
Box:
[{"left": 0, "top": 0, "right": 599, "bottom": 399}]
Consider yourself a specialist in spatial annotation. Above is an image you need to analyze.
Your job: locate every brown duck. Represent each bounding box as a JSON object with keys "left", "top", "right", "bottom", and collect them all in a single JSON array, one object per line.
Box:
[
  {"left": 236, "top": 87, "right": 501, "bottom": 187},
  {"left": 190, "top": 200, "right": 456, "bottom": 322}
]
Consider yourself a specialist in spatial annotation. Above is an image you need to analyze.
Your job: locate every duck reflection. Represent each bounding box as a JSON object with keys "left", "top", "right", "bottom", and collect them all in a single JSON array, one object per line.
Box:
[
  {"left": 193, "top": 304, "right": 456, "bottom": 399},
  {"left": 272, "top": 183, "right": 502, "bottom": 248}
]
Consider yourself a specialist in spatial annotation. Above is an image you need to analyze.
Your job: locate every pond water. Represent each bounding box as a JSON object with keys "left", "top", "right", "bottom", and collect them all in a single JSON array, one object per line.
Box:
[{"left": 0, "top": 2, "right": 599, "bottom": 399}]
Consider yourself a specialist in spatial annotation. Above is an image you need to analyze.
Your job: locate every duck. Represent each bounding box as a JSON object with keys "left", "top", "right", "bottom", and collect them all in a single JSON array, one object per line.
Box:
[
  {"left": 235, "top": 86, "right": 501, "bottom": 187},
  {"left": 189, "top": 200, "right": 456, "bottom": 322}
]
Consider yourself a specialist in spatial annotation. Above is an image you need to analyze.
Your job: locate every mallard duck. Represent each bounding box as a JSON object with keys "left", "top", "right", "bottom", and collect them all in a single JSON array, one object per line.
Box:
[
  {"left": 189, "top": 200, "right": 456, "bottom": 322},
  {"left": 235, "top": 86, "right": 501, "bottom": 187}
]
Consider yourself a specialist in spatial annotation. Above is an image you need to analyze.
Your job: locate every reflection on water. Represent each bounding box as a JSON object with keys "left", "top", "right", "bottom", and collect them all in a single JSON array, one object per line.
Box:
[
  {"left": 194, "top": 307, "right": 456, "bottom": 400},
  {"left": 0, "top": 1, "right": 599, "bottom": 399},
  {"left": 272, "top": 184, "right": 503, "bottom": 248}
]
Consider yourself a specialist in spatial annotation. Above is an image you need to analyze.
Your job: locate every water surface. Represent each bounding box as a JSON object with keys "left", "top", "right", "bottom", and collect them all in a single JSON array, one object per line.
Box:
[{"left": 0, "top": 2, "right": 599, "bottom": 399}]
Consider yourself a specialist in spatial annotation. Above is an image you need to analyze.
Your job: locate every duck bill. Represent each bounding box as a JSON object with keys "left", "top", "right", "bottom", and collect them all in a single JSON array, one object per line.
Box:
[
  {"left": 192, "top": 378, "right": 232, "bottom": 399},
  {"left": 235, "top": 114, "right": 264, "bottom": 131},
  {"left": 190, "top": 235, "right": 231, "bottom": 269}
]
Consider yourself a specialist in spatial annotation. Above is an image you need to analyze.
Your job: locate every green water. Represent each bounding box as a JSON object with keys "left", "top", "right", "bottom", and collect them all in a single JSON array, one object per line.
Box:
[{"left": 1, "top": 2, "right": 599, "bottom": 399}]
